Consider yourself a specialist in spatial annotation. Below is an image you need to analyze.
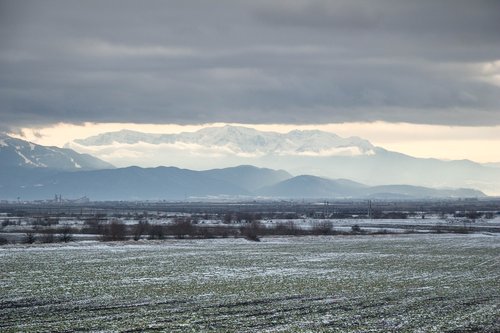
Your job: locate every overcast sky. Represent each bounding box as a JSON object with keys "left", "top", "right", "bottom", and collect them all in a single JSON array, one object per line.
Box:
[{"left": 1, "top": 0, "right": 500, "bottom": 132}]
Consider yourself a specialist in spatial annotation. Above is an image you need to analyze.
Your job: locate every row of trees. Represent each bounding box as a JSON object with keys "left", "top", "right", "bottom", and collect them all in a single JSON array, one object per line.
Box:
[
  {"left": 98, "top": 219, "right": 370, "bottom": 242},
  {"left": 14, "top": 219, "right": 374, "bottom": 245},
  {"left": 23, "top": 226, "right": 74, "bottom": 244}
]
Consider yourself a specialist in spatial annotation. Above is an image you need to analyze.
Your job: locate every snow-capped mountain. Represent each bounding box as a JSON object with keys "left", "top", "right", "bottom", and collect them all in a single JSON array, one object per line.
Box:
[
  {"left": 0, "top": 133, "right": 114, "bottom": 171},
  {"left": 66, "top": 125, "right": 500, "bottom": 195},
  {"left": 71, "top": 125, "right": 375, "bottom": 157},
  {"left": 0, "top": 131, "right": 488, "bottom": 200}
]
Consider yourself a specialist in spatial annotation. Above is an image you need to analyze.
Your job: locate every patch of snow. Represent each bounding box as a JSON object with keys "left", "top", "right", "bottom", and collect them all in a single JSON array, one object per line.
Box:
[
  {"left": 33, "top": 157, "right": 47, "bottom": 167},
  {"left": 70, "top": 157, "right": 82, "bottom": 168},
  {"left": 15, "top": 150, "right": 39, "bottom": 167}
]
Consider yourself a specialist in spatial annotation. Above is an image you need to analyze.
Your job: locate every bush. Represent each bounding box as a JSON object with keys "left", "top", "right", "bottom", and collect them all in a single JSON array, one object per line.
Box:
[
  {"left": 23, "top": 232, "right": 36, "bottom": 244},
  {"left": 148, "top": 224, "right": 166, "bottom": 240},
  {"left": 1, "top": 219, "right": 12, "bottom": 227},
  {"left": 241, "top": 221, "right": 261, "bottom": 241},
  {"left": 197, "top": 226, "right": 215, "bottom": 239},
  {"left": 452, "top": 226, "right": 471, "bottom": 234},
  {"left": 58, "top": 226, "right": 74, "bottom": 243},
  {"left": 170, "top": 218, "right": 194, "bottom": 239},
  {"left": 214, "top": 225, "right": 237, "bottom": 238},
  {"left": 351, "top": 224, "right": 362, "bottom": 234},
  {"left": 82, "top": 217, "right": 102, "bottom": 234},
  {"left": 223, "top": 213, "right": 233, "bottom": 224},
  {"left": 101, "top": 220, "right": 127, "bottom": 241},
  {"left": 133, "top": 221, "right": 149, "bottom": 241},
  {"left": 312, "top": 221, "right": 332, "bottom": 235},
  {"left": 465, "top": 211, "right": 481, "bottom": 221},
  {"left": 41, "top": 233, "right": 55, "bottom": 243},
  {"left": 271, "top": 221, "right": 302, "bottom": 236}
]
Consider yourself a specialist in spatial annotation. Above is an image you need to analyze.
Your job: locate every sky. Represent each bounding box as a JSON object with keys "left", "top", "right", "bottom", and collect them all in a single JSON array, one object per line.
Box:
[{"left": 1, "top": 0, "right": 500, "bottom": 162}]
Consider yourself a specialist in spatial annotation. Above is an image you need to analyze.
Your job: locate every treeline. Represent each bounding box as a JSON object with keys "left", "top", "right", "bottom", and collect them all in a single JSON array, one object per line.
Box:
[
  {"left": 12, "top": 226, "right": 76, "bottom": 245},
  {"left": 2, "top": 216, "right": 482, "bottom": 246},
  {"left": 94, "top": 219, "right": 383, "bottom": 242},
  {"left": 12, "top": 218, "right": 379, "bottom": 244}
]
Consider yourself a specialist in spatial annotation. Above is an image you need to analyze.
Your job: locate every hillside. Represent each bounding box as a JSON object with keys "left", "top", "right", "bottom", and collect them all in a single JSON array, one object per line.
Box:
[{"left": 0, "top": 133, "right": 113, "bottom": 171}]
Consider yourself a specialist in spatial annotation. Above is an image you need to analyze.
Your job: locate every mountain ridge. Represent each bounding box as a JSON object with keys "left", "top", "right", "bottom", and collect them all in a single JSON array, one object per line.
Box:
[
  {"left": 257, "top": 175, "right": 484, "bottom": 199},
  {"left": 0, "top": 130, "right": 494, "bottom": 199},
  {"left": 0, "top": 133, "right": 114, "bottom": 171},
  {"left": 64, "top": 125, "right": 500, "bottom": 195},
  {"left": 71, "top": 125, "right": 376, "bottom": 156},
  {"left": 0, "top": 164, "right": 485, "bottom": 201}
]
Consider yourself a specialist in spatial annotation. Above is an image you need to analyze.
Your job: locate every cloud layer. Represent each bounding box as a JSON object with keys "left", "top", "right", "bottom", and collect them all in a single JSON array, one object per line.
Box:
[{"left": 1, "top": 0, "right": 500, "bottom": 130}]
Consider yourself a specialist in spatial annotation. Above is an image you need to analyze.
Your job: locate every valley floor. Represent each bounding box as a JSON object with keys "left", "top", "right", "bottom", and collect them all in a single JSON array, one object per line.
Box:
[{"left": 1, "top": 234, "right": 499, "bottom": 332}]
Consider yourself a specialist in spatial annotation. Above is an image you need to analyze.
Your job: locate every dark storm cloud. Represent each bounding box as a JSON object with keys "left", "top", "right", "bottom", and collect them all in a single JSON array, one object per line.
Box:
[{"left": 0, "top": 0, "right": 499, "bottom": 130}]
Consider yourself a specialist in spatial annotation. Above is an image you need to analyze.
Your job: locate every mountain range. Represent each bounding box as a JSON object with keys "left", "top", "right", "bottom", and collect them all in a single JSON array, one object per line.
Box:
[
  {"left": 0, "top": 132, "right": 491, "bottom": 200},
  {"left": 0, "top": 132, "right": 485, "bottom": 201},
  {"left": 0, "top": 164, "right": 484, "bottom": 201},
  {"left": 66, "top": 125, "right": 500, "bottom": 195},
  {"left": 71, "top": 125, "right": 375, "bottom": 157}
]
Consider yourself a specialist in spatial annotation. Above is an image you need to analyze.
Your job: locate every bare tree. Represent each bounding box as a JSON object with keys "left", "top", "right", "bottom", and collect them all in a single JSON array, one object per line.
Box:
[
  {"left": 351, "top": 224, "right": 362, "bottom": 234},
  {"left": 171, "top": 218, "right": 194, "bottom": 239},
  {"left": 148, "top": 224, "right": 166, "bottom": 240},
  {"left": 273, "top": 221, "right": 301, "bottom": 236},
  {"left": 133, "top": 221, "right": 149, "bottom": 241},
  {"left": 241, "top": 221, "right": 261, "bottom": 241},
  {"left": 41, "top": 233, "right": 55, "bottom": 243},
  {"left": 312, "top": 221, "right": 332, "bottom": 235},
  {"left": 58, "top": 226, "right": 74, "bottom": 243},
  {"left": 101, "top": 220, "right": 127, "bottom": 241},
  {"left": 223, "top": 213, "right": 233, "bottom": 224},
  {"left": 23, "top": 232, "right": 36, "bottom": 244}
]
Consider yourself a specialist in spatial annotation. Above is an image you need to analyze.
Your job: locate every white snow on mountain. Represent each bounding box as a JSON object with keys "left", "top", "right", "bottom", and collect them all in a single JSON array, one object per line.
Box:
[
  {"left": 0, "top": 133, "right": 114, "bottom": 170},
  {"left": 63, "top": 126, "right": 500, "bottom": 196},
  {"left": 71, "top": 125, "right": 376, "bottom": 157}
]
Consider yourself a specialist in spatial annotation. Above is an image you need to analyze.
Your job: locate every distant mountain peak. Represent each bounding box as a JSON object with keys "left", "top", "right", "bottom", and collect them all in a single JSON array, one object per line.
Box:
[
  {"left": 63, "top": 126, "right": 500, "bottom": 196},
  {"left": 258, "top": 174, "right": 485, "bottom": 199},
  {"left": 72, "top": 125, "right": 376, "bottom": 157},
  {"left": 0, "top": 133, "right": 114, "bottom": 171}
]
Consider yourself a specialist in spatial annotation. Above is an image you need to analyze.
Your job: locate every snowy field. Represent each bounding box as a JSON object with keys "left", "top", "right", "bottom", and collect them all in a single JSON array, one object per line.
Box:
[{"left": 1, "top": 234, "right": 499, "bottom": 332}]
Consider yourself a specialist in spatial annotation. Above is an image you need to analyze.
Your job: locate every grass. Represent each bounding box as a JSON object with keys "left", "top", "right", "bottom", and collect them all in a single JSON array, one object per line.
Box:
[{"left": 1, "top": 234, "right": 499, "bottom": 332}]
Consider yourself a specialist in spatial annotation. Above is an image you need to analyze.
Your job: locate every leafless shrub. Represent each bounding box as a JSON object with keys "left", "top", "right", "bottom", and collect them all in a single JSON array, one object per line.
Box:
[
  {"left": 58, "top": 226, "right": 74, "bottom": 243},
  {"left": 41, "top": 233, "right": 55, "bottom": 243},
  {"left": 101, "top": 220, "right": 127, "bottom": 241},
  {"left": 223, "top": 213, "right": 233, "bottom": 224},
  {"left": 170, "top": 218, "right": 194, "bottom": 239},
  {"left": 133, "top": 221, "right": 149, "bottom": 241},
  {"left": 23, "top": 232, "right": 36, "bottom": 244},
  {"left": 148, "top": 224, "right": 166, "bottom": 240},
  {"left": 351, "top": 224, "right": 362, "bottom": 234},
  {"left": 82, "top": 217, "right": 102, "bottom": 234},
  {"left": 196, "top": 226, "right": 215, "bottom": 239},
  {"left": 1, "top": 219, "right": 12, "bottom": 227},
  {"left": 269, "top": 221, "right": 303, "bottom": 236},
  {"left": 241, "top": 221, "right": 261, "bottom": 241},
  {"left": 312, "top": 221, "right": 333, "bottom": 235}
]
